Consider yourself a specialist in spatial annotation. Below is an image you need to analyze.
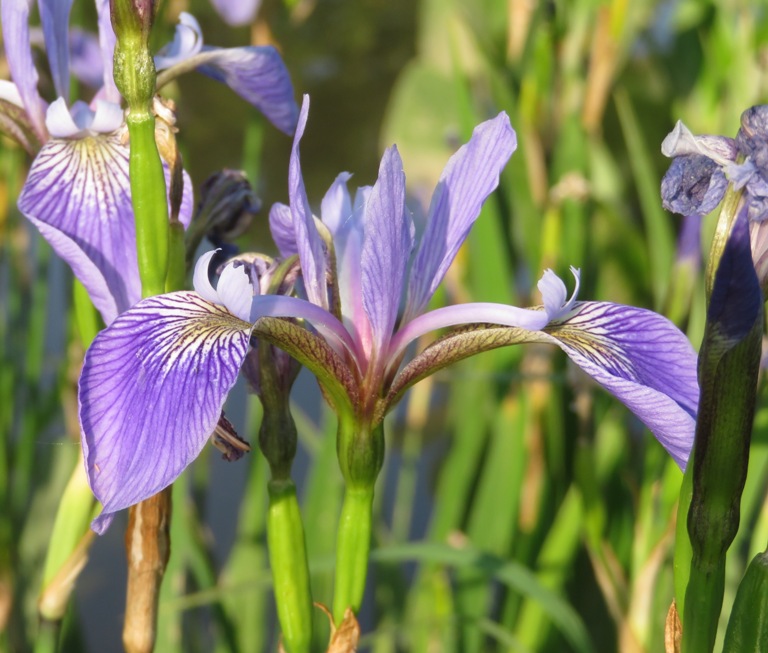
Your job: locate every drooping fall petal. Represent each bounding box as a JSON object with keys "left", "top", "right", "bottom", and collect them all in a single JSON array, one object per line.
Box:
[{"left": 79, "top": 291, "right": 253, "bottom": 533}]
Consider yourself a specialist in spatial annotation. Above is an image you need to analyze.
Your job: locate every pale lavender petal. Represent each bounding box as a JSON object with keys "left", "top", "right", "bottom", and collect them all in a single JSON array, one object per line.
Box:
[
  {"left": 217, "top": 263, "right": 253, "bottom": 322},
  {"left": 2, "top": 0, "right": 47, "bottom": 141},
  {"left": 405, "top": 112, "right": 517, "bottom": 319},
  {"left": 320, "top": 172, "right": 353, "bottom": 235},
  {"left": 388, "top": 302, "right": 550, "bottom": 366},
  {"left": 154, "top": 12, "right": 204, "bottom": 69},
  {"left": 362, "top": 146, "right": 412, "bottom": 354},
  {"left": 193, "top": 250, "right": 221, "bottom": 303},
  {"left": 289, "top": 96, "right": 328, "bottom": 308},
  {"left": 45, "top": 97, "right": 81, "bottom": 138},
  {"left": 94, "top": 0, "right": 120, "bottom": 103},
  {"left": 38, "top": 0, "right": 74, "bottom": 101},
  {"left": 194, "top": 46, "right": 298, "bottom": 135},
  {"left": 546, "top": 302, "right": 698, "bottom": 468},
  {"left": 210, "top": 0, "right": 261, "bottom": 26},
  {"left": 89, "top": 100, "right": 123, "bottom": 133},
  {"left": 269, "top": 202, "right": 297, "bottom": 257},
  {"left": 539, "top": 268, "right": 580, "bottom": 320},
  {"left": 0, "top": 80, "right": 23, "bottom": 106},
  {"left": 334, "top": 193, "right": 367, "bottom": 355},
  {"left": 18, "top": 134, "right": 138, "bottom": 324},
  {"left": 69, "top": 27, "right": 104, "bottom": 90},
  {"left": 80, "top": 291, "right": 252, "bottom": 533}
]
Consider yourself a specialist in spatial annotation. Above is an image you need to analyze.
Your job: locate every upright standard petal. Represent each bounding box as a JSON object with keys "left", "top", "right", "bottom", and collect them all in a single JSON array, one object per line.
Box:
[
  {"left": 94, "top": 0, "right": 120, "bottom": 104},
  {"left": 269, "top": 202, "right": 298, "bottom": 257},
  {"left": 405, "top": 112, "right": 517, "bottom": 319},
  {"left": 289, "top": 96, "right": 328, "bottom": 309},
  {"left": 80, "top": 291, "right": 252, "bottom": 533},
  {"left": 38, "top": 0, "right": 74, "bottom": 101},
  {"left": 361, "top": 146, "right": 413, "bottom": 357},
  {"left": 1, "top": 0, "right": 47, "bottom": 141},
  {"left": 545, "top": 302, "right": 699, "bottom": 468}
]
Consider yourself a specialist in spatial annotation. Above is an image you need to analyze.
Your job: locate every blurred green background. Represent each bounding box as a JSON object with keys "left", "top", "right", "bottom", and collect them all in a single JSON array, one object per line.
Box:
[{"left": 3, "top": 0, "right": 768, "bottom": 651}]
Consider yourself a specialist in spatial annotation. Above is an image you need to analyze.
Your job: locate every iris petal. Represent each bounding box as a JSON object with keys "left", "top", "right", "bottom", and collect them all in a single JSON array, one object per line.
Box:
[
  {"left": 405, "top": 112, "right": 517, "bottom": 319},
  {"left": 1, "top": 0, "right": 47, "bottom": 141},
  {"left": 18, "top": 134, "right": 194, "bottom": 324},
  {"left": 289, "top": 96, "right": 328, "bottom": 309},
  {"left": 362, "top": 146, "right": 413, "bottom": 355},
  {"left": 39, "top": 0, "right": 74, "bottom": 101},
  {"left": 269, "top": 202, "right": 298, "bottom": 257},
  {"left": 80, "top": 291, "right": 252, "bottom": 533},
  {"left": 546, "top": 302, "right": 699, "bottom": 468}
]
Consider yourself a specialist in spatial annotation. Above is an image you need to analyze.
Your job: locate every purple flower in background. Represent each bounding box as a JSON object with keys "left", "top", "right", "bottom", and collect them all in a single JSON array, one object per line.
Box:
[
  {"left": 79, "top": 96, "right": 699, "bottom": 532},
  {"left": 1, "top": 1, "right": 297, "bottom": 325},
  {"left": 209, "top": 0, "right": 261, "bottom": 27},
  {"left": 154, "top": 12, "right": 298, "bottom": 134}
]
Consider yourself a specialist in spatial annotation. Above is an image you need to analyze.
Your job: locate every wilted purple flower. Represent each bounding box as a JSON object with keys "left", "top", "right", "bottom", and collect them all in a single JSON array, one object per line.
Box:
[
  {"left": 661, "top": 108, "right": 768, "bottom": 222},
  {"left": 79, "top": 96, "right": 699, "bottom": 532}
]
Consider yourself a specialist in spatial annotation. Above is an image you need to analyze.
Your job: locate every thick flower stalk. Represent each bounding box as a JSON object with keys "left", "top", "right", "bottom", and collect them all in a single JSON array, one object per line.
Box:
[
  {"left": 78, "top": 96, "right": 699, "bottom": 627},
  {"left": 661, "top": 108, "right": 767, "bottom": 653}
]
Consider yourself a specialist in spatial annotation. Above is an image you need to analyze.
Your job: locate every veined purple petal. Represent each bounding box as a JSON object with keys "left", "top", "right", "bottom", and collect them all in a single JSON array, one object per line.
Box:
[
  {"left": 362, "top": 145, "right": 413, "bottom": 357},
  {"left": 18, "top": 134, "right": 137, "bottom": 324},
  {"left": 546, "top": 302, "right": 699, "bottom": 468},
  {"left": 80, "top": 291, "right": 252, "bottom": 533},
  {"left": 195, "top": 46, "right": 298, "bottom": 135},
  {"left": 210, "top": 0, "right": 261, "bottom": 26},
  {"left": 39, "top": 0, "right": 74, "bottom": 101},
  {"left": 269, "top": 202, "right": 297, "bottom": 257},
  {"left": 2, "top": 0, "right": 47, "bottom": 141},
  {"left": 289, "top": 96, "right": 328, "bottom": 309},
  {"left": 404, "top": 112, "right": 517, "bottom": 320},
  {"left": 387, "top": 302, "right": 550, "bottom": 367},
  {"left": 94, "top": 0, "right": 120, "bottom": 103},
  {"left": 18, "top": 133, "right": 194, "bottom": 324},
  {"left": 320, "top": 172, "right": 353, "bottom": 235}
]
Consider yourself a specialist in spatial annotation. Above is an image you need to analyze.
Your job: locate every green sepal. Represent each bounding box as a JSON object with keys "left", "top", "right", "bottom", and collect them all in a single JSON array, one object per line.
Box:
[
  {"left": 0, "top": 98, "right": 42, "bottom": 155},
  {"left": 383, "top": 322, "right": 540, "bottom": 423},
  {"left": 251, "top": 317, "right": 357, "bottom": 415},
  {"left": 723, "top": 551, "right": 768, "bottom": 652}
]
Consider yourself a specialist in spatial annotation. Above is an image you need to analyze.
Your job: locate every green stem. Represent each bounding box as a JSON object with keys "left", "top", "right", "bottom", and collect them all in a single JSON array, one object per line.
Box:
[
  {"left": 33, "top": 619, "right": 60, "bottom": 653},
  {"left": 125, "top": 115, "right": 169, "bottom": 298},
  {"left": 333, "top": 484, "right": 374, "bottom": 624},
  {"left": 681, "top": 558, "right": 725, "bottom": 653},
  {"left": 267, "top": 479, "right": 313, "bottom": 653}
]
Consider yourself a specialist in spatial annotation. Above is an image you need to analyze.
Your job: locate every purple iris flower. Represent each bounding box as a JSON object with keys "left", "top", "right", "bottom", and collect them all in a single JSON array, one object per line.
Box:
[
  {"left": 1, "top": 0, "right": 297, "bottom": 325},
  {"left": 79, "top": 96, "right": 699, "bottom": 532},
  {"left": 154, "top": 12, "right": 298, "bottom": 135}
]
